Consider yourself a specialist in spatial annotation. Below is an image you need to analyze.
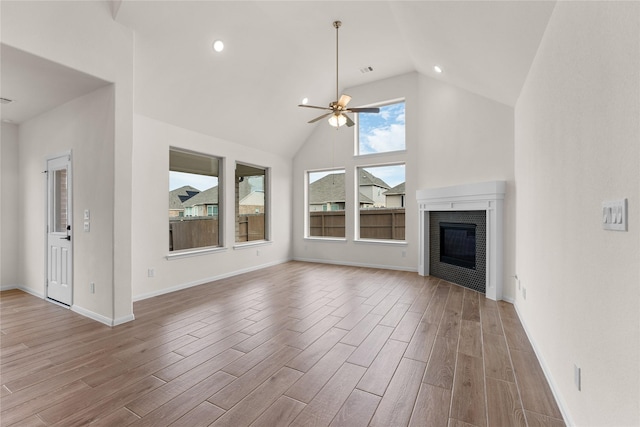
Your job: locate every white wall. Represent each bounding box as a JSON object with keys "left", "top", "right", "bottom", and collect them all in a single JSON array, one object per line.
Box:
[
  {"left": 19, "top": 86, "right": 116, "bottom": 321},
  {"left": 292, "top": 72, "right": 516, "bottom": 298},
  {"left": 131, "top": 114, "right": 292, "bottom": 300},
  {"left": 1, "top": 123, "right": 19, "bottom": 288},
  {"left": 514, "top": 2, "right": 640, "bottom": 425},
  {"left": 2, "top": 0, "right": 135, "bottom": 323},
  {"left": 418, "top": 74, "right": 516, "bottom": 300}
]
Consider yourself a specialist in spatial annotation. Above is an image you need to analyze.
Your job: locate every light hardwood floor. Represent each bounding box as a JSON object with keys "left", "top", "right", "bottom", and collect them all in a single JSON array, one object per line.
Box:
[{"left": 0, "top": 261, "right": 565, "bottom": 426}]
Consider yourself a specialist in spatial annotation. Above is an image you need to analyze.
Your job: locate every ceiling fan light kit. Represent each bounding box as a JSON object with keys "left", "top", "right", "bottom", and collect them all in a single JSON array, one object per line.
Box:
[{"left": 299, "top": 20, "right": 380, "bottom": 128}]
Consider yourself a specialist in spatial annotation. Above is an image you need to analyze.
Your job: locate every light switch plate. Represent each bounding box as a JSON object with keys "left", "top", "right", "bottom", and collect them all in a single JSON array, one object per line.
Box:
[
  {"left": 602, "top": 199, "right": 627, "bottom": 231},
  {"left": 84, "top": 209, "right": 90, "bottom": 220}
]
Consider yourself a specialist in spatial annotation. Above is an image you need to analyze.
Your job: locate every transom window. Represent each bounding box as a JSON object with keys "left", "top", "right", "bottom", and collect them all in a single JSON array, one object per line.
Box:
[{"left": 357, "top": 100, "right": 406, "bottom": 155}]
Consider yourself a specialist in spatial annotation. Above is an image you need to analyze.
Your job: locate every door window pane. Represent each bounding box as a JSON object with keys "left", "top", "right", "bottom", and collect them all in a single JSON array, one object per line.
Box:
[{"left": 53, "top": 168, "right": 68, "bottom": 233}]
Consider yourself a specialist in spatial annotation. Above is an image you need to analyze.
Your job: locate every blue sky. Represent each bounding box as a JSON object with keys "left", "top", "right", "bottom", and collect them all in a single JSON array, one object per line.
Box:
[
  {"left": 358, "top": 102, "right": 405, "bottom": 155},
  {"left": 169, "top": 171, "right": 217, "bottom": 191}
]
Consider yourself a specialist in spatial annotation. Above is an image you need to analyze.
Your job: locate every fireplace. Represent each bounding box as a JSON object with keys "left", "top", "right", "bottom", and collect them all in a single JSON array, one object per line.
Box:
[
  {"left": 440, "top": 222, "right": 476, "bottom": 269},
  {"left": 430, "top": 212, "right": 486, "bottom": 293},
  {"left": 416, "top": 181, "right": 505, "bottom": 300}
]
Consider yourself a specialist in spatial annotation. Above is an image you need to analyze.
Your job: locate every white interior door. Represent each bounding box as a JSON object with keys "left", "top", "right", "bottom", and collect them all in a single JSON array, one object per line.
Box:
[{"left": 46, "top": 154, "right": 73, "bottom": 305}]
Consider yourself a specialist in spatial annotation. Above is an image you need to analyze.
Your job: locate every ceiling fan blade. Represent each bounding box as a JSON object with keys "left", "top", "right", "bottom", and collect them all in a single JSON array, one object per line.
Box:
[
  {"left": 337, "top": 94, "right": 352, "bottom": 108},
  {"left": 308, "top": 113, "right": 332, "bottom": 124},
  {"left": 347, "top": 107, "right": 380, "bottom": 113},
  {"left": 345, "top": 114, "right": 355, "bottom": 127},
  {"left": 299, "top": 104, "right": 331, "bottom": 110}
]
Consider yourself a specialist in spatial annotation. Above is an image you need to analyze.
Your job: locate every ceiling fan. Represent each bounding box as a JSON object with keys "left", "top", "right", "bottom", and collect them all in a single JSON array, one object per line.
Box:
[{"left": 299, "top": 21, "right": 379, "bottom": 128}]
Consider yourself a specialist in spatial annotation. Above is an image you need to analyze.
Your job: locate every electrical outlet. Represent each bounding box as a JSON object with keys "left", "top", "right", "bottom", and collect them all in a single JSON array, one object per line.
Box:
[
  {"left": 148, "top": 268, "right": 155, "bottom": 278},
  {"left": 574, "top": 364, "right": 581, "bottom": 391},
  {"left": 90, "top": 282, "right": 95, "bottom": 294},
  {"left": 522, "top": 287, "right": 527, "bottom": 300},
  {"left": 401, "top": 250, "right": 406, "bottom": 258},
  {"left": 256, "top": 249, "right": 260, "bottom": 256}
]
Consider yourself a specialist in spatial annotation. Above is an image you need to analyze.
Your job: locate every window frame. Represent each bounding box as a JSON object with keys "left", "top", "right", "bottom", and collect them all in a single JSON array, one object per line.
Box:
[
  {"left": 355, "top": 98, "right": 406, "bottom": 157},
  {"left": 234, "top": 161, "right": 270, "bottom": 246},
  {"left": 354, "top": 162, "right": 406, "bottom": 243},
  {"left": 305, "top": 168, "right": 347, "bottom": 240},
  {"left": 167, "top": 147, "right": 224, "bottom": 258}
]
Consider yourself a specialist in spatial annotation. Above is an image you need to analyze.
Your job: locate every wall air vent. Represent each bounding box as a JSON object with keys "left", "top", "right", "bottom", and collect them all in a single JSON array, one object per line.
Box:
[
  {"left": 0, "top": 97, "right": 15, "bottom": 104},
  {"left": 359, "top": 66, "right": 374, "bottom": 74}
]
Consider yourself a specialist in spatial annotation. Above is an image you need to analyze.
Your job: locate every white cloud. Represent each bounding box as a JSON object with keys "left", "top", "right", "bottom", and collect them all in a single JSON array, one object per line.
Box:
[{"left": 362, "top": 123, "right": 405, "bottom": 153}]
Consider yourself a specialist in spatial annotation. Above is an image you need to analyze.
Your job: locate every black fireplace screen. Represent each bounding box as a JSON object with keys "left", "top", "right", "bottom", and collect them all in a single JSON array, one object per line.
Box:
[{"left": 440, "top": 222, "right": 476, "bottom": 269}]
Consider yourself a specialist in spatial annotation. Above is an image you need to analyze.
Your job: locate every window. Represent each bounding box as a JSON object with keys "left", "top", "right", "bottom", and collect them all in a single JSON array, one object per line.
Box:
[
  {"left": 169, "top": 148, "right": 222, "bottom": 252},
  {"left": 357, "top": 100, "right": 405, "bottom": 155},
  {"left": 307, "top": 169, "right": 345, "bottom": 238},
  {"left": 236, "top": 163, "right": 268, "bottom": 243},
  {"left": 357, "top": 164, "right": 405, "bottom": 241}
]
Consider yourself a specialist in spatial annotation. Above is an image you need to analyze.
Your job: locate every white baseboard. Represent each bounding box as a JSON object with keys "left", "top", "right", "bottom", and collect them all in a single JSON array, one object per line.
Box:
[
  {"left": 71, "top": 305, "right": 116, "bottom": 327},
  {"left": 513, "top": 302, "right": 574, "bottom": 426},
  {"left": 133, "top": 258, "right": 291, "bottom": 302},
  {"left": 292, "top": 257, "right": 418, "bottom": 273},
  {"left": 113, "top": 314, "right": 135, "bottom": 326},
  {"left": 501, "top": 295, "right": 516, "bottom": 304},
  {"left": 0, "top": 284, "right": 45, "bottom": 299}
]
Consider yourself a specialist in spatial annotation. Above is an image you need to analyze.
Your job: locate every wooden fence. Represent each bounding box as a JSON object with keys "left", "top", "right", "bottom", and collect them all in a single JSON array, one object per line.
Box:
[
  {"left": 310, "top": 209, "right": 405, "bottom": 240},
  {"left": 169, "top": 214, "right": 266, "bottom": 251},
  {"left": 169, "top": 217, "right": 219, "bottom": 251},
  {"left": 237, "top": 214, "right": 265, "bottom": 242}
]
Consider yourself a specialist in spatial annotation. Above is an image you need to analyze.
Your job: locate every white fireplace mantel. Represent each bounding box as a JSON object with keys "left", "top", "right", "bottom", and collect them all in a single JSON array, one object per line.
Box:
[{"left": 417, "top": 181, "right": 506, "bottom": 301}]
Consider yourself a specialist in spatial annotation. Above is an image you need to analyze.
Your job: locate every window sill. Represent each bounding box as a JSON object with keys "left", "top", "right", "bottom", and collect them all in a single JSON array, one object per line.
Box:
[
  {"left": 166, "top": 246, "right": 227, "bottom": 260},
  {"left": 353, "top": 149, "right": 407, "bottom": 159},
  {"left": 233, "top": 240, "right": 272, "bottom": 250},
  {"left": 304, "top": 237, "right": 348, "bottom": 243},
  {"left": 354, "top": 239, "right": 407, "bottom": 246}
]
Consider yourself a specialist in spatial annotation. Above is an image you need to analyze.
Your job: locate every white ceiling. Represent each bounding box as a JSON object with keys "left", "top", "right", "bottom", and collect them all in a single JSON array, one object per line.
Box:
[
  {"left": 1, "top": 1, "right": 556, "bottom": 157},
  {"left": 0, "top": 44, "right": 110, "bottom": 125}
]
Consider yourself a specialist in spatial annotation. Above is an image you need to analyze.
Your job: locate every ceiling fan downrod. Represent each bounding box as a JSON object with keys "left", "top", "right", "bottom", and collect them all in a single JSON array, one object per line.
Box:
[{"left": 333, "top": 20, "right": 341, "bottom": 104}]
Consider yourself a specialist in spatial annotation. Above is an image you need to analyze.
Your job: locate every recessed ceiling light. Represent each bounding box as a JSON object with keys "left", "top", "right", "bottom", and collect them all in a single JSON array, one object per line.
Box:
[
  {"left": 212, "top": 40, "right": 224, "bottom": 53},
  {"left": 434, "top": 65, "right": 443, "bottom": 73},
  {"left": 301, "top": 97, "right": 309, "bottom": 105}
]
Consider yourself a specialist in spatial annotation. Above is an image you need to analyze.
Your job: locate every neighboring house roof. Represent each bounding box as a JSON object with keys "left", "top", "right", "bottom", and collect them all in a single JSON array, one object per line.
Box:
[
  {"left": 169, "top": 185, "right": 200, "bottom": 210},
  {"left": 240, "top": 190, "right": 264, "bottom": 206},
  {"left": 184, "top": 186, "right": 218, "bottom": 207},
  {"left": 238, "top": 179, "right": 252, "bottom": 200},
  {"left": 308, "top": 173, "right": 374, "bottom": 205},
  {"left": 359, "top": 170, "right": 391, "bottom": 189},
  {"left": 384, "top": 182, "right": 406, "bottom": 196}
]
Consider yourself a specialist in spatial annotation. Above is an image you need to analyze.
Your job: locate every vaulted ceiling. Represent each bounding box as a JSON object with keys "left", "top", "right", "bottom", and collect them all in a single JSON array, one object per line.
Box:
[{"left": 1, "top": 1, "right": 556, "bottom": 157}]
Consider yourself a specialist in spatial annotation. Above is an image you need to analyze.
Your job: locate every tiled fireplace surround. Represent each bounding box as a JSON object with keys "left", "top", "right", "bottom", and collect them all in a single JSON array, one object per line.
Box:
[{"left": 417, "top": 181, "right": 506, "bottom": 301}]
